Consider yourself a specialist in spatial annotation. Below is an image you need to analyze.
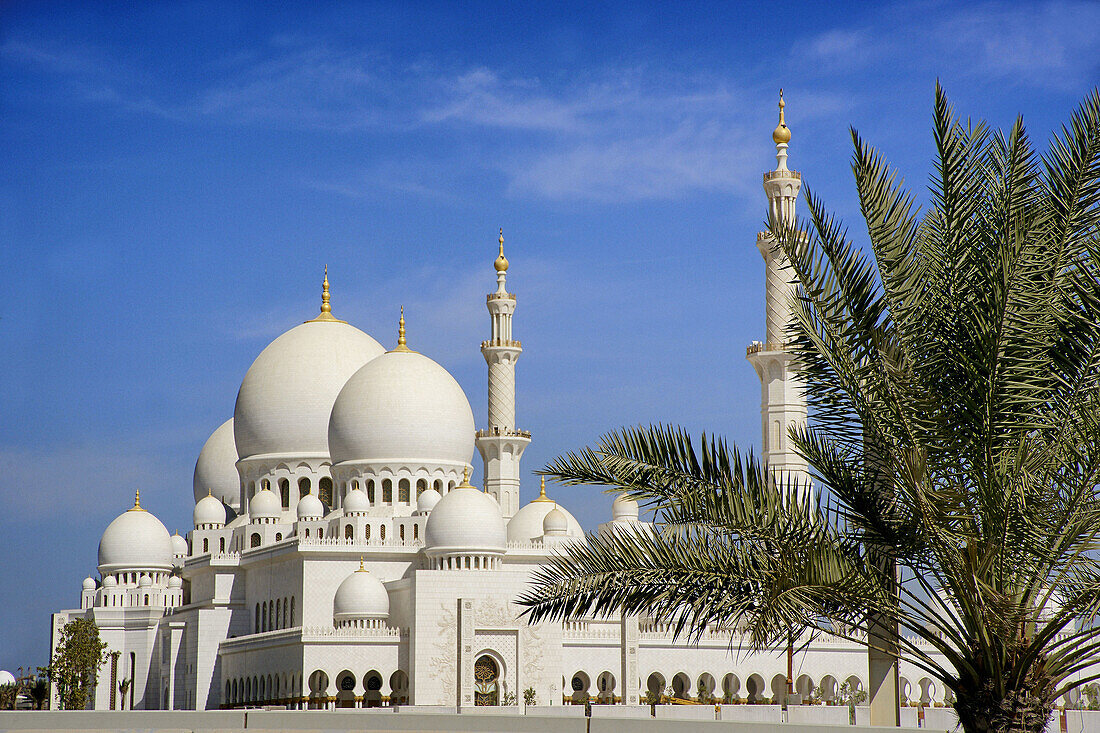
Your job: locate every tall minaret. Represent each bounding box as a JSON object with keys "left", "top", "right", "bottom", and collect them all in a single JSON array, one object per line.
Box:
[
  {"left": 476, "top": 229, "right": 531, "bottom": 519},
  {"left": 746, "top": 91, "right": 810, "bottom": 488}
]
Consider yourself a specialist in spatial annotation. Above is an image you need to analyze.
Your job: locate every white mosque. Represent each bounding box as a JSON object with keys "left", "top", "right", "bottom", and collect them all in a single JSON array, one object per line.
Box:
[{"left": 50, "top": 98, "right": 961, "bottom": 713}]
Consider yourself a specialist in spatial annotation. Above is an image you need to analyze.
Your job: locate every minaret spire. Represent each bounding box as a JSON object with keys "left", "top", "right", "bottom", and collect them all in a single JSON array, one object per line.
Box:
[{"left": 476, "top": 228, "right": 531, "bottom": 519}]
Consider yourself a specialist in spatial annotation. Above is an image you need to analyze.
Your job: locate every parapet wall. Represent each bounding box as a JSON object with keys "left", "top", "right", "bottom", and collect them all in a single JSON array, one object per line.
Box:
[{"left": 0, "top": 706, "right": 1096, "bottom": 733}]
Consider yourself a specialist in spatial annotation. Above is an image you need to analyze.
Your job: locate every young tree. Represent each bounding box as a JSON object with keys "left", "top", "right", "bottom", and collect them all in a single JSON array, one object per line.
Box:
[
  {"left": 47, "top": 618, "right": 109, "bottom": 710},
  {"left": 519, "top": 87, "right": 1100, "bottom": 733}
]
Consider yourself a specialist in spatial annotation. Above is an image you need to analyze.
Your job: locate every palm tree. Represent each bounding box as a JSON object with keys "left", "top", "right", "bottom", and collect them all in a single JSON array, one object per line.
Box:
[{"left": 519, "top": 86, "right": 1100, "bottom": 733}]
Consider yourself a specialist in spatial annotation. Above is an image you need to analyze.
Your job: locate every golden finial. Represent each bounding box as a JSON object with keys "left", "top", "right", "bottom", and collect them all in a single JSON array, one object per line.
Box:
[
  {"left": 307, "top": 265, "right": 346, "bottom": 323},
  {"left": 459, "top": 465, "right": 473, "bottom": 488},
  {"left": 359, "top": 557, "right": 365, "bottom": 572},
  {"left": 494, "top": 228, "right": 509, "bottom": 273},
  {"left": 534, "top": 476, "right": 553, "bottom": 502},
  {"left": 131, "top": 490, "right": 144, "bottom": 512},
  {"left": 772, "top": 89, "right": 791, "bottom": 145},
  {"left": 391, "top": 305, "right": 413, "bottom": 352}
]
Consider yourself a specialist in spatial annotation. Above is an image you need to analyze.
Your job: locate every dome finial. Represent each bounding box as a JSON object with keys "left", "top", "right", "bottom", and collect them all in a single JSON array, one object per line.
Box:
[
  {"left": 391, "top": 306, "right": 413, "bottom": 352},
  {"left": 494, "top": 228, "right": 509, "bottom": 274},
  {"left": 307, "top": 265, "right": 346, "bottom": 323},
  {"left": 359, "top": 556, "right": 365, "bottom": 572},
  {"left": 131, "top": 490, "right": 144, "bottom": 512},
  {"left": 533, "top": 475, "right": 553, "bottom": 502},
  {"left": 459, "top": 465, "right": 473, "bottom": 488},
  {"left": 772, "top": 89, "right": 791, "bottom": 145}
]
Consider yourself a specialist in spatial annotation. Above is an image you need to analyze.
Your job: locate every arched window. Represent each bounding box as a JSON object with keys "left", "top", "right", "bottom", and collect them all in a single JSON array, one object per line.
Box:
[
  {"left": 448, "top": 480, "right": 456, "bottom": 491},
  {"left": 283, "top": 597, "right": 288, "bottom": 628},
  {"left": 203, "top": 538, "right": 209, "bottom": 553},
  {"left": 398, "top": 478, "right": 410, "bottom": 503},
  {"left": 262, "top": 601, "right": 268, "bottom": 632},
  {"left": 144, "top": 594, "right": 149, "bottom": 605},
  {"left": 279, "top": 478, "right": 290, "bottom": 508},
  {"left": 413, "top": 524, "right": 419, "bottom": 540},
  {"left": 344, "top": 524, "right": 353, "bottom": 539},
  {"left": 400, "top": 525, "right": 405, "bottom": 541},
  {"left": 474, "top": 655, "right": 500, "bottom": 706},
  {"left": 250, "top": 533, "right": 261, "bottom": 548},
  {"left": 366, "top": 479, "right": 375, "bottom": 503},
  {"left": 290, "top": 597, "right": 295, "bottom": 626},
  {"left": 318, "top": 528, "right": 324, "bottom": 539},
  {"left": 382, "top": 479, "right": 392, "bottom": 504},
  {"left": 365, "top": 524, "right": 371, "bottom": 540},
  {"left": 319, "top": 476, "right": 333, "bottom": 506},
  {"left": 380, "top": 525, "right": 386, "bottom": 542},
  {"left": 255, "top": 603, "right": 260, "bottom": 633},
  {"left": 219, "top": 537, "right": 225, "bottom": 553},
  {"left": 298, "top": 477, "right": 311, "bottom": 496},
  {"left": 275, "top": 599, "right": 281, "bottom": 629},
  {"left": 417, "top": 478, "right": 427, "bottom": 496},
  {"left": 275, "top": 532, "right": 282, "bottom": 542},
  {"left": 304, "top": 528, "right": 309, "bottom": 538},
  {"left": 249, "top": 482, "right": 257, "bottom": 499},
  {"left": 434, "top": 479, "right": 442, "bottom": 493}
]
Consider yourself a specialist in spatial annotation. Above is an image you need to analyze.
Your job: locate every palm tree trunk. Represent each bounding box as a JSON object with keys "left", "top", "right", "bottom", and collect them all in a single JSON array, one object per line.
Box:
[{"left": 868, "top": 614, "right": 900, "bottom": 726}]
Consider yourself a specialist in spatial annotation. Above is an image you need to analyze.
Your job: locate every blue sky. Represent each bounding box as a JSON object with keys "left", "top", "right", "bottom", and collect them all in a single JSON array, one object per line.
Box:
[{"left": 1, "top": 0, "right": 1097, "bottom": 672}]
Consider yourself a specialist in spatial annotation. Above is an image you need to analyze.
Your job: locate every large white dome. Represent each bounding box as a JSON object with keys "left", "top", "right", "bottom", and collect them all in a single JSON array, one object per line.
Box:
[
  {"left": 193, "top": 419, "right": 240, "bottom": 506},
  {"left": 424, "top": 484, "right": 506, "bottom": 553},
  {"left": 98, "top": 494, "right": 174, "bottom": 574},
  {"left": 329, "top": 348, "right": 475, "bottom": 466},
  {"left": 234, "top": 319, "right": 384, "bottom": 460},
  {"left": 333, "top": 565, "right": 390, "bottom": 621}
]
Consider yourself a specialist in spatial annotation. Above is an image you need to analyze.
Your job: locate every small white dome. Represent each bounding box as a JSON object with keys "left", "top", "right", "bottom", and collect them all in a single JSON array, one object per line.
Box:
[
  {"left": 234, "top": 319, "right": 384, "bottom": 460},
  {"left": 297, "top": 493, "right": 324, "bottom": 520},
  {"left": 250, "top": 488, "right": 281, "bottom": 519},
  {"left": 171, "top": 533, "right": 188, "bottom": 556},
  {"left": 508, "top": 483, "right": 583, "bottom": 543},
  {"left": 168, "top": 576, "right": 182, "bottom": 589},
  {"left": 544, "top": 505, "right": 569, "bottom": 536},
  {"left": 193, "top": 419, "right": 240, "bottom": 507},
  {"left": 424, "top": 483, "right": 506, "bottom": 553},
  {"left": 82, "top": 577, "right": 96, "bottom": 591},
  {"left": 333, "top": 564, "right": 390, "bottom": 621},
  {"left": 138, "top": 575, "right": 152, "bottom": 588},
  {"left": 344, "top": 488, "right": 369, "bottom": 514},
  {"left": 416, "top": 488, "right": 442, "bottom": 514},
  {"left": 194, "top": 493, "right": 227, "bottom": 527},
  {"left": 102, "top": 575, "right": 117, "bottom": 587},
  {"left": 612, "top": 494, "right": 640, "bottom": 522},
  {"left": 0, "top": 671, "right": 14, "bottom": 686},
  {"left": 329, "top": 348, "right": 475, "bottom": 467},
  {"left": 98, "top": 494, "right": 174, "bottom": 574}
]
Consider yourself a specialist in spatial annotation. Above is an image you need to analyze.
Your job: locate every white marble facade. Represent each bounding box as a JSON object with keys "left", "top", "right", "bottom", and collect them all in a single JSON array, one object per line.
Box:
[{"left": 52, "top": 108, "right": 976, "bottom": 713}]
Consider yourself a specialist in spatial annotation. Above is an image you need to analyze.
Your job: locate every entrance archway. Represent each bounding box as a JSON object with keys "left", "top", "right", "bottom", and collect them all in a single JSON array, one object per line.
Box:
[{"left": 474, "top": 655, "right": 501, "bottom": 706}]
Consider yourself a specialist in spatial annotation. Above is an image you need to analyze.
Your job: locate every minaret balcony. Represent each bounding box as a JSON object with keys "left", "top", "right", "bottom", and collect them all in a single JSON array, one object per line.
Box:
[
  {"left": 481, "top": 338, "right": 522, "bottom": 348},
  {"left": 746, "top": 341, "right": 789, "bottom": 356},
  {"left": 763, "top": 169, "right": 801, "bottom": 182},
  {"left": 487, "top": 292, "right": 516, "bottom": 302},
  {"left": 476, "top": 427, "right": 532, "bottom": 439}
]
